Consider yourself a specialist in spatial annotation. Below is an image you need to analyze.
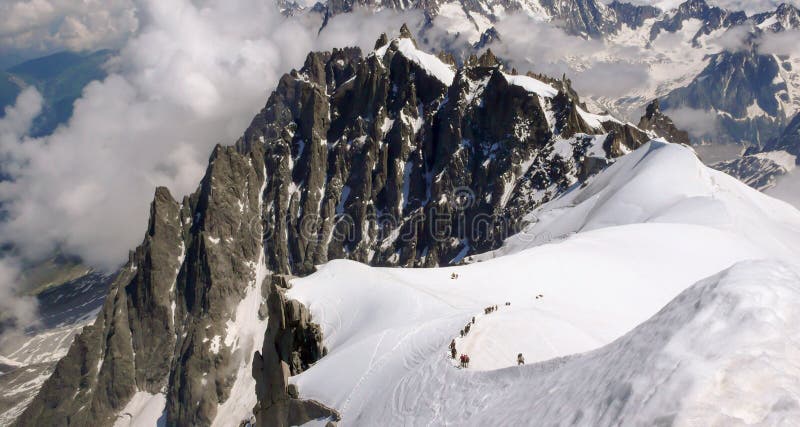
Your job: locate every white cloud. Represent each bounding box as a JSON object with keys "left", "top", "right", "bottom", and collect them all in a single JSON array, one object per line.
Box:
[
  {"left": 0, "top": 0, "right": 138, "bottom": 55},
  {"left": 757, "top": 29, "right": 800, "bottom": 57},
  {"left": 766, "top": 168, "right": 800, "bottom": 210},
  {"left": 574, "top": 61, "right": 651, "bottom": 98},
  {"left": 664, "top": 106, "right": 721, "bottom": 140},
  {"left": 0, "top": 87, "right": 43, "bottom": 173},
  {"left": 483, "top": 14, "right": 651, "bottom": 100},
  {"left": 0, "top": 257, "right": 39, "bottom": 352},
  {"left": 709, "top": 23, "right": 754, "bottom": 52}
]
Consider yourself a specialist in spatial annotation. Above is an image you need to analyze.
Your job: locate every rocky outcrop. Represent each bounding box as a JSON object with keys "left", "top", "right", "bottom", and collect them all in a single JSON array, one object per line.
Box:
[
  {"left": 17, "top": 29, "right": 662, "bottom": 427},
  {"left": 252, "top": 281, "right": 338, "bottom": 427},
  {"left": 16, "top": 186, "right": 184, "bottom": 426},
  {"left": 637, "top": 100, "right": 690, "bottom": 145}
]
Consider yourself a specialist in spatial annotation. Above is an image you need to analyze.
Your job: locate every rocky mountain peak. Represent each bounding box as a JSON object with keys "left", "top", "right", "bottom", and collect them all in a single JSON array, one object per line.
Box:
[
  {"left": 608, "top": 1, "right": 661, "bottom": 29},
  {"left": 374, "top": 32, "right": 389, "bottom": 50},
  {"left": 399, "top": 23, "right": 414, "bottom": 40},
  {"left": 774, "top": 2, "right": 800, "bottom": 28},
  {"left": 649, "top": 0, "right": 745, "bottom": 43},
  {"left": 467, "top": 49, "right": 501, "bottom": 68}
]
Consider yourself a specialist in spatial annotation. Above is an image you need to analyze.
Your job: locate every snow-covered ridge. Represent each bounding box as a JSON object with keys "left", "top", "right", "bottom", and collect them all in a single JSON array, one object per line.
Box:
[
  {"left": 502, "top": 72, "right": 558, "bottom": 98},
  {"left": 493, "top": 141, "right": 800, "bottom": 258},
  {"left": 284, "top": 141, "right": 800, "bottom": 425},
  {"left": 374, "top": 37, "right": 456, "bottom": 85}
]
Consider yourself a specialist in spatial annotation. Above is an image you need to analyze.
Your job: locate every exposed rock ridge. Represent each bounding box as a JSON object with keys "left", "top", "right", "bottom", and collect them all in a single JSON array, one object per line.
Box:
[
  {"left": 18, "top": 144, "right": 269, "bottom": 426},
  {"left": 252, "top": 278, "right": 338, "bottom": 426}
]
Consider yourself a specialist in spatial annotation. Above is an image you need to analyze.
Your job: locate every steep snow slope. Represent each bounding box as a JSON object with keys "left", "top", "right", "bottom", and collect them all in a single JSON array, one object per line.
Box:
[
  {"left": 286, "top": 141, "right": 800, "bottom": 425},
  {"left": 489, "top": 140, "right": 800, "bottom": 258}
]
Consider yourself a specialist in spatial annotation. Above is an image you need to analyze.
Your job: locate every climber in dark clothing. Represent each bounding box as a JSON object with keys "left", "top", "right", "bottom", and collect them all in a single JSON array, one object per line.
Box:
[{"left": 517, "top": 353, "right": 525, "bottom": 366}]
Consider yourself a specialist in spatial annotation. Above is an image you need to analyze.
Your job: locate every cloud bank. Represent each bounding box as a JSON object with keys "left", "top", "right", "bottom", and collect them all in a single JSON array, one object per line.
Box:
[
  {"left": 0, "top": 0, "right": 138, "bottom": 57},
  {"left": 0, "top": 257, "right": 38, "bottom": 352}
]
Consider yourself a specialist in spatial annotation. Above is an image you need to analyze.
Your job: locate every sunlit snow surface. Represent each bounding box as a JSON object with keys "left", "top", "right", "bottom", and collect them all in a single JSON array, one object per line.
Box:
[{"left": 286, "top": 142, "right": 800, "bottom": 426}]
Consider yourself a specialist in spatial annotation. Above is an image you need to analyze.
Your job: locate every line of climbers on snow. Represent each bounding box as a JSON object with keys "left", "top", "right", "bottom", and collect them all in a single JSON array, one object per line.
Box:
[{"left": 450, "top": 301, "right": 526, "bottom": 369}]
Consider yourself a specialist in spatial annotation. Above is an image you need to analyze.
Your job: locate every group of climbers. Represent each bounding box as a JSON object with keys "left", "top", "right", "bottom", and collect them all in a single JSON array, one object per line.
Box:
[
  {"left": 448, "top": 302, "right": 530, "bottom": 369},
  {"left": 450, "top": 339, "right": 471, "bottom": 368},
  {"left": 460, "top": 322, "right": 471, "bottom": 337}
]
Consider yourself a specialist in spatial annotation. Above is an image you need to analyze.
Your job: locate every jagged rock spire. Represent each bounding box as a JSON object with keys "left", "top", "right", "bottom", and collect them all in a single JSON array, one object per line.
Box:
[
  {"left": 398, "top": 23, "right": 417, "bottom": 47},
  {"left": 638, "top": 99, "right": 690, "bottom": 145},
  {"left": 644, "top": 99, "right": 661, "bottom": 117},
  {"left": 436, "top": 50, "right": 456, "bottom": 66},
  {"left": 476, "top": 49, "right": 500, "bottom": 67},
  {"left": 399, "top": 23, "right": 413, "bottom": 39},
  {"left": 374, "top": 32, "right": 388, "bottom": 50}
]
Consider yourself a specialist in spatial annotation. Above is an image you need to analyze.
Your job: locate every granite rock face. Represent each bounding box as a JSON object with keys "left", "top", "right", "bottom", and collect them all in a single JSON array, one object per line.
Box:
[
  {"left": 252, "top": 282, "right": 338, "bottom": 427},
  {"left": 17, "top": 31, "right": 660, "bottom": 427},
  {"left": 17, "top": 144, "right": 269, "bottom": 426}
]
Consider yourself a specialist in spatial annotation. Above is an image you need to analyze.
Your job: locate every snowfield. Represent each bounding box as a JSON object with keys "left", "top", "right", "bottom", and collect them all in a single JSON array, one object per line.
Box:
[{"left": 285, "top": 142, "right": 800, "bottom": 426}]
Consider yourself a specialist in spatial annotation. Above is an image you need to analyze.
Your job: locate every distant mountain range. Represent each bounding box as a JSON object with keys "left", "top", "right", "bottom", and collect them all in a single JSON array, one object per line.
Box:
[
  {"left": 0, "top": 50, "right": 112, "bottom": 137},
  {"left": 286, "top": 0, "right": 800, "bottom": 150}
]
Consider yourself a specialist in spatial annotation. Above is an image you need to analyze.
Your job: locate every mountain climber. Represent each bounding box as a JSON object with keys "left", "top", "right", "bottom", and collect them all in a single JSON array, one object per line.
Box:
[
  {"left": 471, "top": 316, "right": 475, "bottom": 324},
  {"left": 465, "top": 354, "right": 470, "bottom": 368},
  {"left": 517, "top": 353, "right": 525, "bottom": 366},
  {"left": 459, "top": 354, "right": 466, "bottom": 368}
]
